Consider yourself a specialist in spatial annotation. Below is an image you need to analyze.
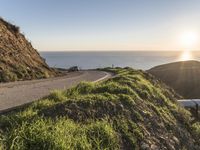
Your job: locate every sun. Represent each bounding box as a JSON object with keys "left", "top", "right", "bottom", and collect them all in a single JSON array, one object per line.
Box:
[
  {"left": 180, "top": 31, "right": 198, "bottom": 49},
  {"left": 178, "top": 31, "right": 197, "bottom": 61}
]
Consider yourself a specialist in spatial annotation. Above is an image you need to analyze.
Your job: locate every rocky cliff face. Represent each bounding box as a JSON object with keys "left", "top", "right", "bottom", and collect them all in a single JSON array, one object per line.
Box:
[{"left": 0, "top": 18, "right": 56, "bottom": 82}]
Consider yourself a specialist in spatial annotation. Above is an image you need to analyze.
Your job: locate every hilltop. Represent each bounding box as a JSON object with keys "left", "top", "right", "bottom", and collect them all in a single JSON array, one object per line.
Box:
[
  {"left": 0, "top": 68, "right": 199, "bottom": 149},
  {"left": 148, "top": 60, "right": 200, "bottom": 98},
  {"left": 0, "top": 18, "right": 56, "bottom": 82}
]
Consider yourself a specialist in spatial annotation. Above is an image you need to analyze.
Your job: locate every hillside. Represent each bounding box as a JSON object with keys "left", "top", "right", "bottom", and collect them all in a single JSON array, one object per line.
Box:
[
  {"left": 148, "top": 60, "right": 200, "bottom": 98},
  {"left": 0, "top": 18, "right": 56, "bottom": 82},
  {"left": 0, "top": 68, "right": 199, "bottom": 149}
]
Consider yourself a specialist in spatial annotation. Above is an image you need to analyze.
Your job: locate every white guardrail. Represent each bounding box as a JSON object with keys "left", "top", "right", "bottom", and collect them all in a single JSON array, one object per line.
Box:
[
  {"left": 178, "top": 99, "right": 200, "bottom": 107},
  {"left": 178, "top": 99, "right": 200, "bottom": 118}
]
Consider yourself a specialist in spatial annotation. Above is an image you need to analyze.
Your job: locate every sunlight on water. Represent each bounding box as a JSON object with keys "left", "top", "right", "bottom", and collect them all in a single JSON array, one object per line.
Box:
[
  {"left": 179, "top": 51, "right": 193, "bottom": 61},
  {"left": 41, "top": 51, "right": 200, "bottom": 70}
]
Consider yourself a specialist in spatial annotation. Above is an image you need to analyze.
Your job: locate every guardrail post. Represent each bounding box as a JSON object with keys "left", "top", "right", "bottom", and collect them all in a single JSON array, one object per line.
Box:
[{"left": 195, "top": 103, "right": 199, "bottom": 119}]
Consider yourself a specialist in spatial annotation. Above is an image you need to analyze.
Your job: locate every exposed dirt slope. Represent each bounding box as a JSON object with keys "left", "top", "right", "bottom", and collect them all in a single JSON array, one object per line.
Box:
[{"left": 0, "top": 18, "right": 56, "bottom": 82}]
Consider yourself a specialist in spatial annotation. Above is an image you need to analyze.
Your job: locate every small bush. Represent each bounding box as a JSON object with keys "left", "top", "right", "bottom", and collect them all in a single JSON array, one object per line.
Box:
[
  {"left": 49, "top": 90, "right": 66, "bottom": 102},
  {"left": 0, "top": 70, "right": 18, "bottom": 82},
  {"left": 0, "top": 18, "right": 20, "bottom": 34},
  {"left": 70, "top": 82, "right": 95, "bottom": 95},
  {"left": 192, "top": 122, "right": 200, "bottom": 138}
]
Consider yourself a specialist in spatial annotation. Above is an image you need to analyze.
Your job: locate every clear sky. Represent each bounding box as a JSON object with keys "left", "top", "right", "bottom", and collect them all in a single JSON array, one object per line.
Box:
[{"left": 1, "top": 0, "right": 200, "bottom": 51}]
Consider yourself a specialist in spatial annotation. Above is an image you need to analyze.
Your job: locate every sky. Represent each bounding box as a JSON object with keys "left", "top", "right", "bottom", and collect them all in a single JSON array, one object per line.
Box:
[{"left": 1, "top": 0, "right": 200, "bottom": 51}]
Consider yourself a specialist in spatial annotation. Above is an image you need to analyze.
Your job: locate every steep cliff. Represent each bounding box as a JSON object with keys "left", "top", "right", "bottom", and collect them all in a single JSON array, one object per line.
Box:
[{"left": 0, "top": 18, "right": 56, "bottom": 82}]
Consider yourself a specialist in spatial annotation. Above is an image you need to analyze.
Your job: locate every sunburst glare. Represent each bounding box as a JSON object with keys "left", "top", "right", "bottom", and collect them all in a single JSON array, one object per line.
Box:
[
  {"left": 180, "top": 31, "right": 198, "bottom": 49},
  {"left": 179, "top": 51, "right": 193, "bottom": 61}
]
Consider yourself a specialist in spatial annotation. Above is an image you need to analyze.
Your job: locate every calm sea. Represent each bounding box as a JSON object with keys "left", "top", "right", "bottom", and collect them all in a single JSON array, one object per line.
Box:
[{"left": 40, "top": 51, "right": 200, "bottom": 70}]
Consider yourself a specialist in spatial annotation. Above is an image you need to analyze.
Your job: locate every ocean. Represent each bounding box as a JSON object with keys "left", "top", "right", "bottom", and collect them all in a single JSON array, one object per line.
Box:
[{"left": 40, "top": 51, "right": 200, "bottom": 70}]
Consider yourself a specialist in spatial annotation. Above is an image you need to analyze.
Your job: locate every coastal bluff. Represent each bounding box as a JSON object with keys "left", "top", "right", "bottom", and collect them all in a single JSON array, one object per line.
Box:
[
  {"left": 148, "top": 60, "right": 200, "bottom": 98},
  {"left": 0, "top": 18, "right": 56, "bottom": 82}
]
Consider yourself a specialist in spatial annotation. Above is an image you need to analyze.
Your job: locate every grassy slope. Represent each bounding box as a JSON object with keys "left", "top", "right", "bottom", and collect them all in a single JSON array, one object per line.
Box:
[{"left": 0, "top": 68, "right": 199, "bottom": 149}]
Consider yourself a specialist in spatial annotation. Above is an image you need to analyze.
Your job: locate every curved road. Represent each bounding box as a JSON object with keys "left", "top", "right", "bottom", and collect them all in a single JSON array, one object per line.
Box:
[{"left": 0, "top": 70, "right": 111, "bottom": 112}]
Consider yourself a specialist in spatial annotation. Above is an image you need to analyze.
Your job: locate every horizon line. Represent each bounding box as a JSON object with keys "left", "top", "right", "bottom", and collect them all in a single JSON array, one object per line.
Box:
[{"left": 38, "top": 50, "right": 200, "bottom": 52}]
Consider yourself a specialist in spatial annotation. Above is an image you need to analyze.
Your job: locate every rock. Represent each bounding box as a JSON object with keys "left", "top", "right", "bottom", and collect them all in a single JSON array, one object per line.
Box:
[
  {"left": 172, "top": 136, "right": 179, "bottom": 145},
  {"left": 158, "top": 136, "right": 166, "bottom": 143},
  {"left": 150, "top": 144, "right": 159, "bottom": 150},
  {"left": 70, "top": 103, "right": 79, "bottom": 109},
  {"left": 166, "top": 144, "right": 175, "bottom": 150},
  {"left": 141, "top": 142, "right": 150, "bottom": 150},
  {"left": 117, "top": 103, "right": 124, "bottom": 111}
]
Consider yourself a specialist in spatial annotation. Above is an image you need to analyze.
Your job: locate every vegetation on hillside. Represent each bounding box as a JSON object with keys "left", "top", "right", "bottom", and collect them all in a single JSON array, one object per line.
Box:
[
  {"left": 0, "top": 17, "right": 56, "bottom": 82},
  {"left": 0, "top": 68, "right": 199, "bottom": 149},
  {"left": 0, "top": 18, "right": 20, "bottom": 34}
]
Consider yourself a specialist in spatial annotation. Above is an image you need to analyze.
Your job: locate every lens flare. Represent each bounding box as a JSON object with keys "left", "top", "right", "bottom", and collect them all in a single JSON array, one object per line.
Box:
[
  {"left": 179, "top": 51, "right": 193, "bottom": 61},
  {"left": 180, "top": 32, "right": 198, "bottom": 49}
]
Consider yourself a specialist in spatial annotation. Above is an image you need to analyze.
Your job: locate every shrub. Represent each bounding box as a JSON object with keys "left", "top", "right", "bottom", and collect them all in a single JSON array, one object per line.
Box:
[
  {"left": 0, "top": 70, "right": 18, "bottom": 82},
  {"left": 0, "top": 18, "right": 20, "bottom": 34},
  {"left": 49, "top": 90, "right": 66, "bottom": 102},
  {"left": 192, "top": 122, "right": 200, "bottom": 138}
]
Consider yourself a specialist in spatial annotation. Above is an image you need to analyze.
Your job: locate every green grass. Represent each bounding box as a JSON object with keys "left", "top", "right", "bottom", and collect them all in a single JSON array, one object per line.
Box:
[
  {"left": 2, "top": 118, "right": 119, "bottom": 150},
  {"left": 0, "top": 67, "right": 199, "bottom": 149}
]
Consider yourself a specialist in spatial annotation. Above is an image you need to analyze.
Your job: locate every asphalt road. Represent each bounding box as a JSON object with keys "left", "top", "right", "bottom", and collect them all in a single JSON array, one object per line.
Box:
[{"left": 0, "top": 70, "right": 111, "bottom": 112}]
